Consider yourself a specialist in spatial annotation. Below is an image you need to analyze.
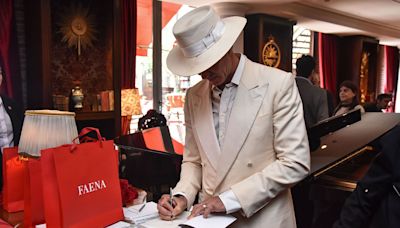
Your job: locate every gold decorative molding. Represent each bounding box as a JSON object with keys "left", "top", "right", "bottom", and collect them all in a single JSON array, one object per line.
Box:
[
  {"left": 58, "top": 4, "right": 97, "bottom": 56},
  {"left": 262, "top": 35, "right": 281, "bottom": 68},
  {"left": 359, "top": 51, "right": 369, "bottom": 104}
]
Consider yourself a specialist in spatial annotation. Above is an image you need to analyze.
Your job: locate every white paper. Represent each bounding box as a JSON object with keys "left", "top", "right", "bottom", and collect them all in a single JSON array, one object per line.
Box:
[
  {"left": 184, "top": 214, "right": 236, "bottom": 228},
  {"left": 139, "top": 211, "right": 237, "bottom": 228},
  {"left": 138, "top": 212, "right": 190, "bottom": 228},
  {"left": 106, "top": 221, "right": 133, "bottom": 228},
  {"left": 123, "top": 202, "right": 159, "bottom": 224}
]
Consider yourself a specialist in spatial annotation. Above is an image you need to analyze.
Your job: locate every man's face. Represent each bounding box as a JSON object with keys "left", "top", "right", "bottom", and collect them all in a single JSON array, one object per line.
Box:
[
  {"left": 200, "top": 52, "right": 232, "bottom": 87},
  {"left": 377, "top": 98, "right": 392, "bottom": 109}
]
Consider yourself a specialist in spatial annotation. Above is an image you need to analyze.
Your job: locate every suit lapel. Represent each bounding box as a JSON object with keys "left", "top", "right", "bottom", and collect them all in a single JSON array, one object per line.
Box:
[
  {"left": 215, "top": 61, "right": 269, "bottom": 188},
  {"left": 192, "top": 82, "right": 221, "bottom": 170}
]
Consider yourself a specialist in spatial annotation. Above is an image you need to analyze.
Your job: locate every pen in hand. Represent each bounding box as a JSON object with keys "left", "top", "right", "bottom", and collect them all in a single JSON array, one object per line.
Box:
[
  {"left": 138, "top": 203, "right": 146, "bottom": 213},
  {"left": 170, "top": 187, "right": 174, "bottom": 219}
]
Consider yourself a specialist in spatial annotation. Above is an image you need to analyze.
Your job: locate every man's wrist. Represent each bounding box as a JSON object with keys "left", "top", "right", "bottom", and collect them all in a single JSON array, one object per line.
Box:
[{"left": 172, "top": 193, "right": 188, "bottom": 209}]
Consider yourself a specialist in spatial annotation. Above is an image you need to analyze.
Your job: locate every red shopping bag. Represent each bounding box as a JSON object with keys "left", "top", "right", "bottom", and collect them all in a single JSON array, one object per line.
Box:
[
  {"left": 24, "top": 158, "right": 45, "bottom": 227},
  {"left": 142, "top": 126, "right": 184, "bottom": 155},
  {"left": 2, "top": 147, "right": 25, "bottom": 212},
  {"left": 41, "top": 128, "right": 123, "bottom": 228}
]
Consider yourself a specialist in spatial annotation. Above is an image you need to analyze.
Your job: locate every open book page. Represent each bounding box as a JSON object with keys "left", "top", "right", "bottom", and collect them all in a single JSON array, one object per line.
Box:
[
  {"left": 123, "top": 202, "right": 159, "bottom": 224},
  {"left": 183, "top": 214, "right": 236, "bottom": 228},
  {"left": 106, "top": 221, "right": 134, "bottom": 228},
  {"left": 138, "top": 211, "right": 190, "bottom": 228},
  {"left": 139, "top": 211, "right": 237, "bottom": 228}
]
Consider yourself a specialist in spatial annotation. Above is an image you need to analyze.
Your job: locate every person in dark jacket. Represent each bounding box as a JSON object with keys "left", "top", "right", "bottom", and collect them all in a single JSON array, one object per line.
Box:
[
  {"left": 364, "top": 93, "right": 392, "bottom": 112},
  {"left": 0, "top": 67, "right": 24, "bottom": 190},
  {"left": 295, "top": 55, "right": 329, "bottom": 128},
  {"left": 334, "top": 125, "right": 400, "bottom": 228},
  {"left": 0, "top": 67, "right": 24, "bottom": 150}
]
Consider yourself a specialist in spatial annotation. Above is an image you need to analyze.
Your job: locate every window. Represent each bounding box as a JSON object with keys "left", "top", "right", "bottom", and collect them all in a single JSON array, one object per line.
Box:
[
  {"left": 133, "top": 1, "right": 201, "bottom": 144},
  {"left": 292, "top": 25, "right": 313, "bottom": 73}
]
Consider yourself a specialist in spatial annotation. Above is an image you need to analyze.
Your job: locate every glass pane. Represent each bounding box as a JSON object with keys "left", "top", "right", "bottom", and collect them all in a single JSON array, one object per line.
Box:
[
  {"left": 160, "top": 4, "right": 200, "bottom": 144},
  {"left": 133, "top": 0, "right": 153, "bottom": 132}
]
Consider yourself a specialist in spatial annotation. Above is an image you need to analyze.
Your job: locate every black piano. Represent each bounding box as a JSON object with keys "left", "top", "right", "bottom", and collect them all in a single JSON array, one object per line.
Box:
[
  {"left": 114, "top": 129, "right": 183, "bottom": 201},
  {"left": 295, "top": 110, "right": 400, "bottom": 228}
]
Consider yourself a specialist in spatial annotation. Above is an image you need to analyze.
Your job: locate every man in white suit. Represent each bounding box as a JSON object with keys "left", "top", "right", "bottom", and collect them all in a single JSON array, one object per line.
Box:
[{"left": 157, "top": 6, "right": 310, "bottom": 227}]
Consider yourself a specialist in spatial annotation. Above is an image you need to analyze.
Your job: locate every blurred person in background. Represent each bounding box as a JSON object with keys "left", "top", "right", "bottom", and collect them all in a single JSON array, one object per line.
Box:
[
  {"left": 334, "top": 125, "right": 400, "bottom": 228},
  {"left": 364, "top": 93, "right": 392, "bottom": 112},
  {"left": 310, "top": 72, "right": 335, "bottom": 116},
  {"left": 0, "top": 66, "right": 24, "bottom": 190},
  {"left": 333, "top": 80, "right": 365, "bottom": 116},
  {"left": 295, "top": 55, "right": 329, "bottom": 128}
]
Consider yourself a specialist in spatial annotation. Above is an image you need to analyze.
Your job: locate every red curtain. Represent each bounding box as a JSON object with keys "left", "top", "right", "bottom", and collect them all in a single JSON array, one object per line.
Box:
[
  {"left": 385, "top": 45, "right": 399, "bottom": 111},
  {"left": 0, "top": 0, "right": 13, "bottom": 97},
  {"left": 318, "top": 33, "right": 338, "bottom": 99},
  {"left": 121, "top": 0, "right": 137, "bottom": 90},
  {"left": 121, "top": 0, "right": 137, "bottom": 135}
]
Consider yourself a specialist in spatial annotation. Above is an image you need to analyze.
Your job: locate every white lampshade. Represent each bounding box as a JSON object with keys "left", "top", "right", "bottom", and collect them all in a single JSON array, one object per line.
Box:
[{"left": 18, "top": 110, "right": 79, "bottom": 157}]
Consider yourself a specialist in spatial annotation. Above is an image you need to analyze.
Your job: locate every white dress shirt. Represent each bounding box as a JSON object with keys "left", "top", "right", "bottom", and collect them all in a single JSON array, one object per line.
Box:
[
  {"left": 211, "top": 54, "right": 245, "bottom": 214},
  {"left": 0, "top": 97, "right": 14, "bottom": 153}
]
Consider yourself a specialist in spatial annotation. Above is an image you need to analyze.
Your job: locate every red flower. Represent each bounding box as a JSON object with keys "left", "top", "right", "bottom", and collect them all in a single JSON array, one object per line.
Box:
[{"left": 120, "top": 179, "right": 138, "bottom": 206}]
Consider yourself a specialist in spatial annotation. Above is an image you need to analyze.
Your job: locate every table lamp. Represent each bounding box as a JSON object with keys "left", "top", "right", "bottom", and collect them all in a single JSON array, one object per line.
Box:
[
  {"left": 18, "top": 110, "right": 79, "bottom": 157},
  {"left": 121, "top": 88, "right": 142, "bottom": 134}
]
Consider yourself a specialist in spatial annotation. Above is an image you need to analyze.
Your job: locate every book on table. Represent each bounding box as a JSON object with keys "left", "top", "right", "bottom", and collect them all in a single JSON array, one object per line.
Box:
[
  {"left": 123, "top": 202, "right": 159, "bottom": 224},
  {"left": 138, "top": 211, "right": 237, "bottom": 228},
  {"left": 125, "top": 201, "right": 237, "bottom": 227}
]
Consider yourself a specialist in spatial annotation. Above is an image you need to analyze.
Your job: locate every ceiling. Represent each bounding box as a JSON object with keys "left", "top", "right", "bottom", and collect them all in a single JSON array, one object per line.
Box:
[{"left": 161, "top": 0, "right": 400, "bottom": 47}]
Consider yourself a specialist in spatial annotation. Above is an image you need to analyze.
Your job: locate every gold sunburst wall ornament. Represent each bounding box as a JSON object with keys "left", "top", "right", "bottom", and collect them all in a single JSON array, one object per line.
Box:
[
  {"left": 58, "top": 4, "right": 97, "bottom": 56},
  {"left": 262, "top": 35, "right": 281, "bottom": 68}
]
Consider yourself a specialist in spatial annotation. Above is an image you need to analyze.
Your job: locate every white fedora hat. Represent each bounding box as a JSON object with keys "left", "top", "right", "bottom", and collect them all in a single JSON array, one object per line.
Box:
[{"left": 167, "top": 6, "right": 247, "bottom": 76}]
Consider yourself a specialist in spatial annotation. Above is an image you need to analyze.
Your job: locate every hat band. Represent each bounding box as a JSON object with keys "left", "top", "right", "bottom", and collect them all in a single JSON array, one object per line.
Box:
[{"left": 180, "top": 21, "right": 225, "bottom": 58}]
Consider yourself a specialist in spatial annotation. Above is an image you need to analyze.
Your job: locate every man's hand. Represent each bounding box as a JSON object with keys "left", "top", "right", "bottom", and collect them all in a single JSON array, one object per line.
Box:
[
  {"left": 157, "top": 194, "right": 187, "bottom": 220},
  {"left": 189, "top": 196, "right": 226, "bottom": 219}
]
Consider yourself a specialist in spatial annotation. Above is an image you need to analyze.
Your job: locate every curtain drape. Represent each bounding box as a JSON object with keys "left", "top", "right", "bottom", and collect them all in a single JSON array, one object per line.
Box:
[
  {"left": 385, "top": 45, "right": 399, "bottom": 111},
  {"left": 121, "top": 0, "right": 137, "bottom": 135},
  {"left": 121, "top": 0, "right": 137, "bottom": 90},
  {"left": 0, "top": 0, "right": 13, "bottom": 97},
  {"left": 318, "top": 33, "right": 338, "bottom": 100}
]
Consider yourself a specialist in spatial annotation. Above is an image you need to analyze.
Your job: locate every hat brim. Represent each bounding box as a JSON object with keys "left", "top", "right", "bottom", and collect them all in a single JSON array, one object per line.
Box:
[{"left": 167, "top": 16, "right": 247, "bottom": 76}]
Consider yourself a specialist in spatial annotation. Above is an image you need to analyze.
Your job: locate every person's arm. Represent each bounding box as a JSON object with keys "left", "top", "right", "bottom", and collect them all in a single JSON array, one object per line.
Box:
[
  {"left": 158, "top": 88, "right": 203, "bottom": 220},
  {"left": 334, "top": 126, "right": 400, "bottom": 228},
  {"left": 317, "top": 90, "right": 329, "bottom": 121},
  {"left": 172, "top": 88, "right": 202, "bottom": 208},
  {"left": 355, "top": 104, "right": 366, "bottom": 114},
  {"left": 230, "top": 74, "right": 311, "bottom": 217}
]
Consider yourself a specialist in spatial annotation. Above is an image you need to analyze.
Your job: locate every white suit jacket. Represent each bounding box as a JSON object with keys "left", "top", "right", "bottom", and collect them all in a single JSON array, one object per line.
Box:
[{"left": 174, "top": 57, "right": 310, "bottom": 228}]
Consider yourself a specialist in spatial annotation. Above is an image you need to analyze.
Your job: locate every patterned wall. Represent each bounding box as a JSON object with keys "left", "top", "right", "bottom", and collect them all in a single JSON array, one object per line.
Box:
[{"left": 50, "top": 0, "right": 113, "bottom": 110}]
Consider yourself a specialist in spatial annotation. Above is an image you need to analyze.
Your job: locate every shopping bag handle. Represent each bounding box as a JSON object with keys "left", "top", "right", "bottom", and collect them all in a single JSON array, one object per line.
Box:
[
  {"left": 76, "top": 127, "right": 105, "bottom": 143},
  {"left": 70, "top": 127, "right": 105, "bottom": 151}
]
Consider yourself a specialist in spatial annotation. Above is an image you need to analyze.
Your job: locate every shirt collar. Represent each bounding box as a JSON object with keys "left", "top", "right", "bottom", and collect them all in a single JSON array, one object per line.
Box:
[
  {"left": 296, "top": 76, "right": 313, "bottom": 85},
  {"left": 230, "top": 54, "right": 245, "bottom": 86},
  {"left": 212, "top": 54, "right": 245, "bottom": 91}
]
